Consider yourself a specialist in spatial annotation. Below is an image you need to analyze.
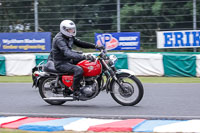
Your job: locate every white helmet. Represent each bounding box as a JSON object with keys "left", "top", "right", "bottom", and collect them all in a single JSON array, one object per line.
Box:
[{"left": 60, "top": 20, "right": 76, "bottom": 37}]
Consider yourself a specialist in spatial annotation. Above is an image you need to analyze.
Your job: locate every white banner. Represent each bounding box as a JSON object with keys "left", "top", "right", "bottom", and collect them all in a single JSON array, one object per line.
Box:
[{"left": 157, "top": 30, "right": 200, "bottom": 48}]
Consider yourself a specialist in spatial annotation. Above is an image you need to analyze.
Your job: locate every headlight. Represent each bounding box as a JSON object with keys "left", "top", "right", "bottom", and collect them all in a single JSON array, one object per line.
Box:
[
  {"left": 109, "top": 55, "right": 118, "bottom": 65},
  {"left": 33, "top": 71, "right": 47, "bottom": 77}
]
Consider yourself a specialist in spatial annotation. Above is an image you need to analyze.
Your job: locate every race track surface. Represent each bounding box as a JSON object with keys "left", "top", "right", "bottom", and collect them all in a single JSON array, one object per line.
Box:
[{"left": 0, "top": 83, "right": 200, "bottom": 119}]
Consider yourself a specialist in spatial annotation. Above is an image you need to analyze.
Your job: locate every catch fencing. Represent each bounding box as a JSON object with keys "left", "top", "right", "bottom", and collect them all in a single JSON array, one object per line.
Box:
[{"left": 0, "top": 0, "right": 200, "bottom": 52}]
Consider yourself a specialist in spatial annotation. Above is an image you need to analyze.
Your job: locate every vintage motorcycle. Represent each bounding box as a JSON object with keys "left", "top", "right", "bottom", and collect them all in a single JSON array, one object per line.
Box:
[{"left": 32, "top": 47, "right": 144, "bottom": 106}]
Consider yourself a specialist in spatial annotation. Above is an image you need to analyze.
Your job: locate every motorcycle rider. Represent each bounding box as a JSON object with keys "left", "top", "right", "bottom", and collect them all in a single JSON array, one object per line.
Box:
[{"left": 51, "top": 20, "right": 96, "bottom": 96}]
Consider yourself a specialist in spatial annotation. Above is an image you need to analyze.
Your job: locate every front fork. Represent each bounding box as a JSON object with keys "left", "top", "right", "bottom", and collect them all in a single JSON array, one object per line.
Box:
[{"left": 101, "top": 60, "right": 124, "bottom": 92}]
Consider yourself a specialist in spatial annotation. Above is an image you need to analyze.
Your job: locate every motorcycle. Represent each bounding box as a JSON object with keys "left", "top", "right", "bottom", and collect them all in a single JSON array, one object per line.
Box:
[{"left": 32, "top": 47, "right": 144, "bottom": 106}]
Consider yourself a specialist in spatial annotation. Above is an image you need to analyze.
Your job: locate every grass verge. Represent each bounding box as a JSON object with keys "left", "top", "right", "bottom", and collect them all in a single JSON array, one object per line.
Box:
[
  {"left": 0, "top": 75, "right": 199, "bottom": 83},
  {"left": 0, "top": 76, "right": 32, "bottom": 83},
  {"left": 138, "top": 76, "right": 200, "bottom": 83}
]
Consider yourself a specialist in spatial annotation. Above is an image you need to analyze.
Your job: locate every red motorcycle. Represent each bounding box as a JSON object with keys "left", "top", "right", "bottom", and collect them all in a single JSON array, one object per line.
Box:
[{"left": 32, "top": 47, "right": 144, "bottom": 106}]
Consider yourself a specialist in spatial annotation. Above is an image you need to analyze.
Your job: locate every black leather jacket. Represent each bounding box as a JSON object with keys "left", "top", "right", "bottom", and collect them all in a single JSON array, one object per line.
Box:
[{"left": 51, "top": 32, "right": 95, "bottom": 65}]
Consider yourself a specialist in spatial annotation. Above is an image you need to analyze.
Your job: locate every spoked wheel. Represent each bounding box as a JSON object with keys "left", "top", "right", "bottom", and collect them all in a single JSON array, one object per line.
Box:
[
  {"left": 39, "top": 77, "right": 66, "bottom": 105},
  {"left": 110, "top": 73, "right": 144, "bottom": 106}
]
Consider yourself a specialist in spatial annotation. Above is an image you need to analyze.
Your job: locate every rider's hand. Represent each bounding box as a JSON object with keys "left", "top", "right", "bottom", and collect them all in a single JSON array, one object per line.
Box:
[
  {"left": 86, "top": 54, "right": 95, "bottom": 62},
  {"left": 95, "top": 45, "right": 105, "bottom": 50},
  {"left": 81, "top": 55, "right": 86, "bottom": 60}
]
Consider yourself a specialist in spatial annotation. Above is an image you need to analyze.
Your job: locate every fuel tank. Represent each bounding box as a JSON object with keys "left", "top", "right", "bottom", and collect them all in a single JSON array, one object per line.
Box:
[{"left": 77, "top": 60, "right": 102, "bottom": 77}]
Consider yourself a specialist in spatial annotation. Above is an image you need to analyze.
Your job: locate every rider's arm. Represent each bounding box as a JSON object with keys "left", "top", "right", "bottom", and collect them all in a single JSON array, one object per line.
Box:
[
  {"left": 74, "top": 37, "right": 96, "bottom": 49},
  {"left": 47, "top": 51, "right": 53, "bottom": 61},
  {"left": 56, "top": 38, "right": 84, "bottom": 60}
]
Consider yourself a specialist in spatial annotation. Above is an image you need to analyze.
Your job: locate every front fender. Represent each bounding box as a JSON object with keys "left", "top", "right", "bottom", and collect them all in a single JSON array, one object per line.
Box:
[
  {"left": 107, "top": 69, "right": 135, "bottom": 92},
  {"left": 116, "top": 69, "right": 135, "bottom": 76}
]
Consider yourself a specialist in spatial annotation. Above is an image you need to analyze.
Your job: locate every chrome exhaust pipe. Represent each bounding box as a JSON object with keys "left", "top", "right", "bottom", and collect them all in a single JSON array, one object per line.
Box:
[{"left": 43, "top": 97, "right": 74, "bottom": 101}]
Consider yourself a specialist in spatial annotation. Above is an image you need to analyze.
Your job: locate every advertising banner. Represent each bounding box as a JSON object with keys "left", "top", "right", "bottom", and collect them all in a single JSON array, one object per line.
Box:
[
  {"left": 95, "top": 32, "right": 140, "bottom": 50},
  {"left": 157, "top": 30, "right": 200, "bottom": 48},
  {"left": 0, "top": 32, "right": 51, "bottom": 52}
]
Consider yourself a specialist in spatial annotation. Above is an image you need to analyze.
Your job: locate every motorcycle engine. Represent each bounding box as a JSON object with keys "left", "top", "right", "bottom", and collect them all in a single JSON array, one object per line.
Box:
[{"left": 80, "top": 80, "right": 98, "bottom": 98}]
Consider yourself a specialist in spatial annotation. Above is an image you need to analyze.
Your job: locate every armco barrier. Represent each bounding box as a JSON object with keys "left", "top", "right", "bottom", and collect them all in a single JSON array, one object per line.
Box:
[
  {"left": 0, "top": 52, "right": 200, "bottom": 77},
  {"left": 1, "top": 116, "right": 200, "bottom": 132}
]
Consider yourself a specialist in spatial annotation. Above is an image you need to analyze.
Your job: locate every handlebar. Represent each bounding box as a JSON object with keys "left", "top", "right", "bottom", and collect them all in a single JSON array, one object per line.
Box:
[
  {"left": 95, "top": 45, "right": 105, "bottom": 51},
  {"left": 84, "top": 45, "right": 107, "bottom": 61}
]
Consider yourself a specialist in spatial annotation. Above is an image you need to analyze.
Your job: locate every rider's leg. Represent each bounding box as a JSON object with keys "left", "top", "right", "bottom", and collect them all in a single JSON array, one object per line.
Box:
[
  {"left": 55, "top": 62, "right": 83, "bottom": 95},
  {"left": 71, "top": 65, "right": 83, "bottom": 93}
]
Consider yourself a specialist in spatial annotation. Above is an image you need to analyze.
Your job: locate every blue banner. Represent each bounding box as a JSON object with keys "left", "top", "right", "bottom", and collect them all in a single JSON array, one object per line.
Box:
[
  {"left": 0, "top": 32, "right": 51, "bottom": 52},
  {"left": 95, "top": 32, "right": 140, "bottom": 50}
]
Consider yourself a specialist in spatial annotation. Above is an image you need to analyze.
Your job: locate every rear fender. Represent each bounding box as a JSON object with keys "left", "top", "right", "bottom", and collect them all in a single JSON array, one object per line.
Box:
[
  {"left": 32, "top": 71, "right": 49, "bottom": 88},
  {"left": 32, "top": 76, "right": 41, "bottom": 88}
]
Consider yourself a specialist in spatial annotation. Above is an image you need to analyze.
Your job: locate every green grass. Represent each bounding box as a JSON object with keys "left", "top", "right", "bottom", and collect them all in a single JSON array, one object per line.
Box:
[
  {"left": 0, "top": 75, "right": 199, "bottom": 83},
  {"left": 0, "top": 76, "right": 32, "bottom": 83},
  {"left": 138, "top": 76, "right": 200, "bottom": 83}
]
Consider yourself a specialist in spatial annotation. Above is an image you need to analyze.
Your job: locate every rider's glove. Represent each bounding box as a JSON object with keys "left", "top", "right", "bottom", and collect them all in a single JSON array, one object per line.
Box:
[
  {"left": 81, "top": 55, "right": 86, "bottom": 60},
  {"left": 86, "top": 54, "right": 95, "bottom": 62}
]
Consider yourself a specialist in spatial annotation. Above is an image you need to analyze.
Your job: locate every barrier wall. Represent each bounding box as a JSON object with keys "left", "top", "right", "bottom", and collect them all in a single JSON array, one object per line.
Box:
[
  {"left": 0, "top": 55, "right": 6, "bottom": 75},
  {"left": 0, "top": 52, "right": 200, "bottom": 77},
  {"left": 196, "top": 55, "right": 200, "bottom": 77},
  {"left": 163, "top": 54, "right": 196, "bottom": 77},
  {"left": 127, "top": 53, "right": 164, "bottom": 76},
  {"left": 35, "top": 53, "right": 49, "bottom": 65},
  {"left": 4, "top": 54, "right": 35, "bottom": 76}
]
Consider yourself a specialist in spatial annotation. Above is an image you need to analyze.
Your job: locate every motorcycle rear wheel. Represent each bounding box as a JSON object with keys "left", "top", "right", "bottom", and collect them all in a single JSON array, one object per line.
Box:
[
  {"left": 39, "top": 77, "right": 66, "bottom": 105},
  {"left": 110, "top": 73, "right": 144, "bottom": 106}
]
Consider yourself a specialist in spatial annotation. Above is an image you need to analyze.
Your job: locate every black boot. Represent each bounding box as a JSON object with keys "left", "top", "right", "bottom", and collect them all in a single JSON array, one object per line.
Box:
[
  {"left": 72, "top": 79, "right": 81, "bottom": 97},
  {"left": 71, "top": 66, "right": 84, "bottom": 97}
]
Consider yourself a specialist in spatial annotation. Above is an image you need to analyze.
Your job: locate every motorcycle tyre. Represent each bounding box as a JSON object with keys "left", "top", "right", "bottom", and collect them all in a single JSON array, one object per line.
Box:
[
  {"left": 39, "top": 77, "right": 66, "bottom": 105},
  {"left": 110, "top": 73, "right": 144, "bottom": 106}
]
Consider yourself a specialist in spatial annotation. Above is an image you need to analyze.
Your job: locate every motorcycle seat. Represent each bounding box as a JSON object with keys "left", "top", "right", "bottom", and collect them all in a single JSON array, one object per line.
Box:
[{"left": 43, "top": 60, "right": 72, "bottom": 75}]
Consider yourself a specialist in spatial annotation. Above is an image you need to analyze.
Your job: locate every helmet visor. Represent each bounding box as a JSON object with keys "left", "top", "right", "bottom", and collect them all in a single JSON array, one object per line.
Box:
[{"left": 66, "top": 28, "right": 75, "bottom": 34}]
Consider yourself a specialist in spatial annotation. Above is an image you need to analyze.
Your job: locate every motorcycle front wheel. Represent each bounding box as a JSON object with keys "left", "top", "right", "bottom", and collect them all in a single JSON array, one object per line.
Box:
[
  {"left": 110, "top": 73, "right": 144, "bottom": 106},
  {"left": 39, "top": 77, "right": 66, "bottom": 105}
]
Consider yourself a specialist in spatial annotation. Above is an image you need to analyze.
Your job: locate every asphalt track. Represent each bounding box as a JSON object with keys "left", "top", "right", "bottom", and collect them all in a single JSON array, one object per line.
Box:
[{"left": 0, "top": 83, "right": 200, "bottom": 119}]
